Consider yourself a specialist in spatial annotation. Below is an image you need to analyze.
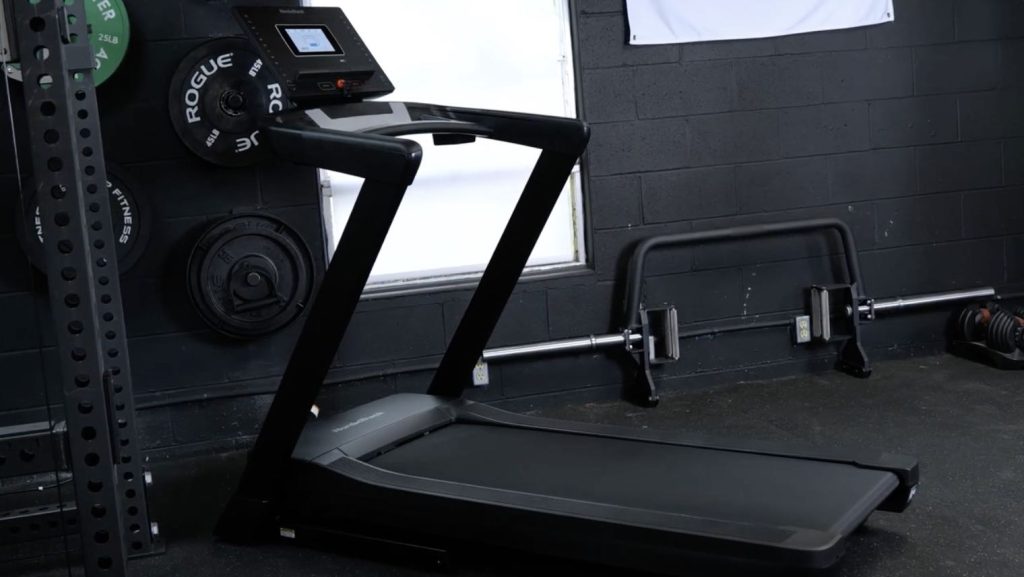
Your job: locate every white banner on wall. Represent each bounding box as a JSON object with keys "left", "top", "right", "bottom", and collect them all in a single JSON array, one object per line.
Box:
[{"left": 626, "top": 0, "right": 895, "bottom": 45}]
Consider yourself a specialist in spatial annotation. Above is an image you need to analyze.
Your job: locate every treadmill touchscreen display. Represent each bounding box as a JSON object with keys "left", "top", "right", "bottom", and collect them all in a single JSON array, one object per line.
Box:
[{"left": 280, "top": 26, "right": 343, "bottom": 56}]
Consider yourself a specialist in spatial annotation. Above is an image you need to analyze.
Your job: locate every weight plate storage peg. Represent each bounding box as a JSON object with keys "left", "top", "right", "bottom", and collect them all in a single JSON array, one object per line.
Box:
[
  {"left": 187, "top": 214, "right": 314, "bottom": 339},
  {"left": 169, "top": 38, "right": 290, "bottom": 167},
  {"left": 18, "top": 167, "right": 150, "bottom": 275},
  {"left": 4, "top": 0, "right": 130, "bottom": 86}
]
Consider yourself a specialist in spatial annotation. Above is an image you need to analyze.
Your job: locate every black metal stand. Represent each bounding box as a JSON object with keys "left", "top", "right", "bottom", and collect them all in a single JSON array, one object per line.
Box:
[
  {"left": 621, "top": 219, "right": 870, "bottom": 402},
  {"left": 5, "top": 1, "right": 158, "bottom": 574}
]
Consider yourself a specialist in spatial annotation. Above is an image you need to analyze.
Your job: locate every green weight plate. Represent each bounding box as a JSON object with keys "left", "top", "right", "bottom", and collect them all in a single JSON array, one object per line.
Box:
[
  {"left": 86, "top": 0, "right": 131, "bottom": 85},
  {"left": 4, "top": 0, "right": 129, "bottom": 85}
]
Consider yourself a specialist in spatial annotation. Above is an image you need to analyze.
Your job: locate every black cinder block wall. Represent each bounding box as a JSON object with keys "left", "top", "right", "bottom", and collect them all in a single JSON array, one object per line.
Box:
[
  {"left": 0, "top": 0, "right": 323, "bottom": 454},
  {"left": 1, "top": 0, "right": 1022, "bottom": 456},
  {"left": 571, "top": 0, "right": 1024, "bottom": 385}
]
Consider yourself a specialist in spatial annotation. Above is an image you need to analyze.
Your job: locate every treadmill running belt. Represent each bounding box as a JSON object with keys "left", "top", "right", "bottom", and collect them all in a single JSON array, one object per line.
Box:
[{"left": 369, "top": 423, "right": 897, "bottom": 534}]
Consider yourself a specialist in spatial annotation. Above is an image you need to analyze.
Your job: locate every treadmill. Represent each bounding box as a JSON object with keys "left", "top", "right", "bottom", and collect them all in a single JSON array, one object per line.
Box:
[{"left": 218, "top": 7, "right": 919, "bottom": 573}]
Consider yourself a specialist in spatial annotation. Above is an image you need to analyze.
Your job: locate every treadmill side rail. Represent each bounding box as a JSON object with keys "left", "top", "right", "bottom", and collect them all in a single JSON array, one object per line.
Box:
[
  {"left": 293, "top": 394, "right": 457, "bottom": 462},
  {"left": 456, "top": 400, "right": 919, "bottom": 502}
]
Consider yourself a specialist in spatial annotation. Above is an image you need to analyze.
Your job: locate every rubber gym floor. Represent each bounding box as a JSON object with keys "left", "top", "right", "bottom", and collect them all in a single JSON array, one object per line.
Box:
[{"left": 11, "top": 353, "right": 1023, "bottom": 577}]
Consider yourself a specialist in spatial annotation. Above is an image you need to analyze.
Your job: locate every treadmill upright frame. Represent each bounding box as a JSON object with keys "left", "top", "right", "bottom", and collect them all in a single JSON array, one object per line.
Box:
[{"left": 217, "top": 101, "right": 590, "bottom": 539}]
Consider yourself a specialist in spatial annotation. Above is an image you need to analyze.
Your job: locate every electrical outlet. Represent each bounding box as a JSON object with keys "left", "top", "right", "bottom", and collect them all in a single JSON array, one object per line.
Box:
[
  {"left": 795, "top": 315, "right": 812, "bottom": 344},
  {"left": 472, "top": 360, "right": 490, "bottom": 386}
]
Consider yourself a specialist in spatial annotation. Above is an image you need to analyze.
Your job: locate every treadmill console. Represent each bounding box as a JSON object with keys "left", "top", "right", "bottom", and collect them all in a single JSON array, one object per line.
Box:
[{"left": 234, "top": 6, "right": 394, "bottom": 104}]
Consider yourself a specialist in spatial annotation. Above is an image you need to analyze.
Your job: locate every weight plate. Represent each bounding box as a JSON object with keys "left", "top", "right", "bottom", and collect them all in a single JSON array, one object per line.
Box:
[
  {"left": 88, "top": 0, "right": 131, "bottom": 86},
  {"left": 168, "top": 38, "right": 291, "bottom": 167},
  {"left": 187, "top": 214, "right": 314, "bottom": 339},
  {"left": 17, "top": 166, "right": 150, "bottom": 275},
  {"left": 4, "top": 0, "right": 130, "bottom": 86}
]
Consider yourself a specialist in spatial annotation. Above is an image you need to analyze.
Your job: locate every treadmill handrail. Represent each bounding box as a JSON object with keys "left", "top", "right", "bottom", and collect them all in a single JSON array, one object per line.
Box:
[{"left": 218, "top": 101, "right": 589, "bottom": 541}]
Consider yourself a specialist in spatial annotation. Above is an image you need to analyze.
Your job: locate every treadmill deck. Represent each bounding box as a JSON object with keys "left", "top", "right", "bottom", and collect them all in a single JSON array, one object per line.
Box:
[{"left": 369, "top": 422, "right": 898, "bottom": 537}]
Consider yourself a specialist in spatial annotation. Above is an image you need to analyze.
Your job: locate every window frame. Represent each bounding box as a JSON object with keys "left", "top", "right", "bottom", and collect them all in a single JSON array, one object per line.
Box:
[{"left": 306, "top": 0, "right": 591, "bottom": 296}]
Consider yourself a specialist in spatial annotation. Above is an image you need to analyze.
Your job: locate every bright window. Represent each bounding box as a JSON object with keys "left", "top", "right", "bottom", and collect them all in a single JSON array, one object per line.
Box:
[{"left": 309, "top": 0, "right": 584, "bottom": 287}]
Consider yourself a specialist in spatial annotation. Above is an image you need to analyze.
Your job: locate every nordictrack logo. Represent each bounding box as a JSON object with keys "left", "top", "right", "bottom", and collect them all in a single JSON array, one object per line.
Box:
[{"left": 332, "top": 412, "right": 384, "bottom": 433}]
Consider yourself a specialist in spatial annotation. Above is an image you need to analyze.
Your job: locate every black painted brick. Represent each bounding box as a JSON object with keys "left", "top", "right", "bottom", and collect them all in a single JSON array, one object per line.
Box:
[
  {"left": 688, "top": 110, "right": 780, "bottom": 167},
  {"left": 135, "top": 407, "right": 175, "bottom": 450},
  {"left": 547, "top": 282, "right": 618, "bottom": 337},
  {"left": 0, "top": 79, "right": 28, "bottom": 177},
  {"left": 963, "top": 187, "right": 1024, "bottom": 237},
  {"left": 30, "top": 291, "right": 55, "bottom": 349},
  {"left": 774, "top": 28, "right": 867, "bottom": 55},
  {"left": 917, "top": 141, "right": 1004, "bottom": 194},
  {"left": 959, "top": 89, "right": 1024, "bottom": 140},
  {"left": 98, "top": 39, "right": 206, "bottom": 161},
  {"left": 582, "top": 68, "right": 637, "bottom": 123},
  {"left": 1006, "top": 139, "right": 1024, "bottom": 185},
  {"left": 443, "top": 291, "right": 548, "bottom": 347},
  {"left": 123, "top": 160, "right": 260, "bottom": 219},
  {"left": 394, "top": 369, "right": 502, "bottom": 402},
  {"left": 636, "top": 61, "right": 735, "bottom": 119},
  {"left": 102, "top": 101, "right": 191, "bottom": 165},
  {"left": 1005, "top": 40, "right": 1024, "bottom": 87},
  {"left": 121, "top": 276, "right": 208, "bottom": 338},
  {"left": 588, "top": 175, "right": 643, "bottom": 230},
  {"left": 593, "top": 221, "right": 693, "bottom": 281},
  {"left": 682, "top": 39, "right": 775, "bottom": 62},
  {"left": 735, "top": 56, "right": 823, "bottom": 110},
  {"left": 336, "top": 304, "right": 446, "bottom": 366},
  {"left": 642, "top": 166, "right": 736, "bottom": 224},
  {"left": 867, "top": 0, "right": 956, "bottom": 48},
  {"left": 100, "top": 39, "right": 197, "bottom": 113},
  {"left": 874, "top": 192, "right": 963, "bottom": 247},
  {"left": 829, "top": 148, "right": 917, "bottom": 202},
  {"left": 257, "top": 162, "right": 320, "bottom": 208},
  {"left": 318, "top": 376, "right": 397, "bottom": 413},
  {"left": 0, "top": 293, "right": 39, "bottom": 353},
  {"left": 677, "top": 323, "right": 811, "bottom": 374},
  {"left": 0, "top": 176, "right": 19, "bottom": 238},
  {"left": 822, "top": 49, "right": 914, "bottom": 103},
  {"left": 736, "top": 158, "right": 829, "bottom": 213},
  {"left": 0, "top": 241, "right": 33, "bottom": 295},
  {"left": 0, "top": 351, "right": 48, "bottom": 412},
  {"left": 129, "top": 329, "right": 301, "bottom": 394},
  {"left": 499, "top": 354, "right": 627, "bottom": 397},
  {"left": 955, "top": 0, "right": 1024, "bottom": 42},
  {"left": 586, "top": 119, "right": 689, "bottom": 176},
  {"left": 645, "top": 268, "right": 743, "bottom": 322},
  {"left": 180, "top": 0, "right": 284, "bottom": 38},
  {"left": 124, "top": 0, "right": 185, "bottom": 41},
  {"left": 780, "top": 103, "right": 870, "bottom": 157},
  {"left": 579, "top": 0, "right": 622, "bottom": 14},
  {"left": 861, "top": 309, "right": 951, "bottom": 349},
  {"left": 578, "top": 13, "right": 679, "bottom": 69},
  {"left": 744, "top": 256, "right": 849, "bottom": 314},
  {"left": 869, "top": 95, "right": 958, "bottom": 147},
  {"left": 121, "top": 215, "right": 210, "bottom": 281},
  {"left": 1009, "top": 236, "right": 1024, "bottom": 282},
  {"left": 913, "top": 42, "right": 1001, "bottom": 95},
  {"left": 861, "top": 238, "right": 1005, "bottom": 296},
  {"left": 690, "top": 204, "right": 876, "bottom": 271},
  {"left": 171, "top": 396, "right": 269, "bottom": 445}
]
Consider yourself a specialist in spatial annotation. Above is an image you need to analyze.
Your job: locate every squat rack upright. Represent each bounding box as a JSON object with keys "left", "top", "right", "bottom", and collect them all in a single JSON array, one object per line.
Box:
[{"left": 1, "top": 1, "right": 156, "bottom": 575}]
